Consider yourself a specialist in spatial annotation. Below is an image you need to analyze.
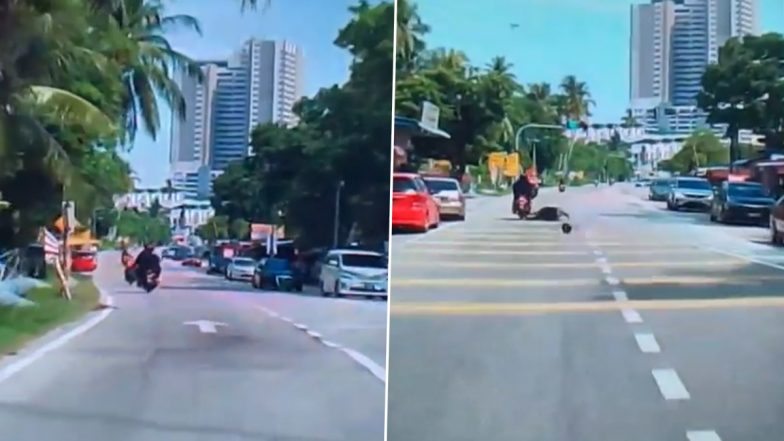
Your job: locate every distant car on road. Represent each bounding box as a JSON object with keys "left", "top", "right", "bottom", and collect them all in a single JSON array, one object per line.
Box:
[
  {"left": 225, "top": 257, "right": 256, "bottom": 281},
  {"left": 71, "top": 250, "right": 98, "bottom": 273},
  {"left": 319, "top": 249, "right": 388, "bottom": 299},
  {"left": 252, "top": 257, "right": 304, "bottom": 291},
  {"left": 770, "top": 196, "right": 784, "bottom": 245},
  {"left": 181, "top": 256, "right": 202, "bottom": 267},
  {"left": 392, "top": 172, "right": 440, "bottom": 233},
  {"left": 666, "top": 177, "right": 713, "bottom": 211},
  {"left": 423, "top": 176, "right": 466, "bottom": 221},
  {"left": 648, "top": 178, "right": 672, "bottom": 201},
  {"left": 710, "top": 181, "right": 774, "bottom": 225}
]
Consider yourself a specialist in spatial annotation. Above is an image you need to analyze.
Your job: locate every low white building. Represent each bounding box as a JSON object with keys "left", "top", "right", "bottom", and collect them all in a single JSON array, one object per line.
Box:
[
  {"left": 168, "top": 199, "right": 215, "bottom": 231},
  {"left": 114, "top": 188, "right": 214, "bottom": 230}
]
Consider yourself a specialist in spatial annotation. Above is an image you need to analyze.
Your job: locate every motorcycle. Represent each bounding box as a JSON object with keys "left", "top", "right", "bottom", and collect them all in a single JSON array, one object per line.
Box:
[
  {"left": 515, "top": 196, "right": 532, "bottom": 219},
  {"left": 124, "top": 266, "right": 136, "bottom": 285},
  {"left": 138, "top": 270, "right": 160, "bottom": 293}
]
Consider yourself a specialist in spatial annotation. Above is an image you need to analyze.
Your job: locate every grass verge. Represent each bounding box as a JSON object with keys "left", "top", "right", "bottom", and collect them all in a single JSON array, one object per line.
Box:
[{"left": 0, "top": 275, "right": 101, "bottom": 355}]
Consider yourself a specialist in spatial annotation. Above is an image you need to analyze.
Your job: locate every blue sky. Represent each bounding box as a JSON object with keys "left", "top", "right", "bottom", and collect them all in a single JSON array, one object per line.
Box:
[
  {"left": 125, "top": 0, "right": 361, "bottom": 186},
  {"left": 416, "top": 0, "right": 783, "bottom": 122}
]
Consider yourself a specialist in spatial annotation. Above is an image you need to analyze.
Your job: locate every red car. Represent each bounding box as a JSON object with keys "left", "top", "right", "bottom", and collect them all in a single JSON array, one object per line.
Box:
[
  {"left": 392, "top": 172, "right": 440, "bottom": 232},
  {"left": 182, "top": 257, "right": 202, "bottom": 267},
  {"left": 71, "top": 250, "right": 98, "bottom": 273}
]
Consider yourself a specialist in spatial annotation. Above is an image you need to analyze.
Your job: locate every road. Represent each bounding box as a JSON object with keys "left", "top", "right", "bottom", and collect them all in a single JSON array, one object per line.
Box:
[
  {"left": 0, "top": 252, "right": 385, "bottom": 441},
  {"left": 387, "top": 184, "right": 784, "bottom": 441}
]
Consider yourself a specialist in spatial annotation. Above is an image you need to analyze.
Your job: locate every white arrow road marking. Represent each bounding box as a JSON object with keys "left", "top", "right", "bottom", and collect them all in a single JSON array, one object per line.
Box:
[{"left": 183, "top": 320, "right": 228, "bottom": 334}]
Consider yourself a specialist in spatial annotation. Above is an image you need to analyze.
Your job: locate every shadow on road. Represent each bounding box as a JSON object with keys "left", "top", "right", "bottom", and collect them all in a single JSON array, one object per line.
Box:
[{"left": 622, "top": 259, "right": 784, "bottom": 302}]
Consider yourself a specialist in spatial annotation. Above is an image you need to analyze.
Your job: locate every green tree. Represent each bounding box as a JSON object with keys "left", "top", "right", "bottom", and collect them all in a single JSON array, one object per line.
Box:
[
  {"left": 559, "top": 75, "right": 594, "bottom": 122},
  {"left": 196, "top": 216, "right": 230, "bottom": 243},
  {"left": 698, "top": 32, "right": 784, "bottom": 162},
  {"left": 229, "top": 218, "right": 250, "bottom": 240},
  {"left": 212, "top": 1, "right": 393, "bottom": 248},
  {"left": 658, "top": 130, "right": 728, "bottom": 174}
]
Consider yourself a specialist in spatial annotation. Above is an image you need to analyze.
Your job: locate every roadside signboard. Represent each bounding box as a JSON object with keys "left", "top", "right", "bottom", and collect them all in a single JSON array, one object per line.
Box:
[
  {"left": 504, "top": 153, "right": 520, "bottom": 177},
  {"left": 250, "top": 224, "right": 273, "bottom": 241},
  {"left": 488, "top": 152, "right": 506, "bottom": 185},
  {"left": 420, "top": 101, "right": 440, "bottom": 132}
]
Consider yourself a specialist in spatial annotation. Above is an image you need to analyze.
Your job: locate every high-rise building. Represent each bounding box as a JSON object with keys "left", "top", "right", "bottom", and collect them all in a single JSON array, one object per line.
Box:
[
  {"left": 628, "top": 0, "right": 758, "bottom": 132},
  {"left": 169, "top": 39, "right": 305, "bottom": 196}
]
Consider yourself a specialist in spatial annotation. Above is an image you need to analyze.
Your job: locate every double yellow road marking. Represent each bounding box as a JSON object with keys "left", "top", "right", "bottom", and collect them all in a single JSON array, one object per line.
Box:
[
  {"left": 391, "top": 275, "right": 784, "bottom": 288},
  {"left": 391, "top": 297, "right": 784, "bottom": 316},
  {"left": 392, "top": 260, "right": 743, "bottom": 269}
]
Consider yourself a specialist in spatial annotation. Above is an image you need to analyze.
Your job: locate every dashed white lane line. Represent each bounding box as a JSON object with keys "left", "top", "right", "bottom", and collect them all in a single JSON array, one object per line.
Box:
[
  {"left": 593, "top": 249, "right": 603, "bottom": 256},
  {"left": 612, "top": 290, "right": 629, "bottom": 301},
  {"left": 606, "top": 276, "right": 621, "bottom": 285},
  {"left": 686, "top": 430, "right": 722, "bottom": 441},
  {"left": 600, "top": 265, "right": 612, "bottom": 274},
  {"left": 596, "top": 257, "right": 608, "bottom": 264},
  {"left": 652, "top": 368, "right": 691, "bottom": 400},
  {"left": 622, "top": 309, "right": 643, "bottom": 323},
  {"left": 254, "top": 306, "right": 386, "bottom": 383},
  {"left": 634, "top": 333, "right": 661, "bottom": 353}
]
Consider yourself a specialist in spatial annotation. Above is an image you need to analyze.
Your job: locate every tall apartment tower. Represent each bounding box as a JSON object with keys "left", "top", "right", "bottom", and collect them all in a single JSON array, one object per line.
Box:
[
  {"left": 629, "top": 0, "right": 758, "bottom": 106},
  {"left": 169, "top": 39, "right": 305, "bottom": 196}
]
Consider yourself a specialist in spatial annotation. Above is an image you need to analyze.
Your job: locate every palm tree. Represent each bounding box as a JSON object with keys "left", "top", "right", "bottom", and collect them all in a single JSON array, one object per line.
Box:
[
  {"left": 559, "top": 75, "right": 595, "bottom": 121},
  {"left": 621, "top": 109, "right": 638, "bottom": 128},
  {"left": 0, "top": 0, "right": 116, "bottom": 179},
  {"left": 395, "top": 0, "right": 430, "bottom": 74},
  {"left": 96, "top": 0, "right": 202, "bottom": 142}
]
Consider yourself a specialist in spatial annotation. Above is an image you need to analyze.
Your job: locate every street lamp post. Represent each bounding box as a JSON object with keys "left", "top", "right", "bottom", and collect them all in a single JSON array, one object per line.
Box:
[
  {"left": 333, "top": 180, "right": 344, "bottom": 249},
  {"left": 514, "top": 123, "right": 578, "bottom": 175}
]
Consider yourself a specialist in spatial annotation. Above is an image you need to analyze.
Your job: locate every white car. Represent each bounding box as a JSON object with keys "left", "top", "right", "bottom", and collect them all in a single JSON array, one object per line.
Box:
[
  {"left": 319, "top": 249, "right": 388, "bottom": 299},
  {"left": 225, "top": 257, "right": 256, "bottom": 281}
]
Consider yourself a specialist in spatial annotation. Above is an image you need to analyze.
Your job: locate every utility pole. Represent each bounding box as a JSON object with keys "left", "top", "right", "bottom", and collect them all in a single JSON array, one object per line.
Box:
[{"left": 333, "top": 180, "right": 344, "bottom": 249}]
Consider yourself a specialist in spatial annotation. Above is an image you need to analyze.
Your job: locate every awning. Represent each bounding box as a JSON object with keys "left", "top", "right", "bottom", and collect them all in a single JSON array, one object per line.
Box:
[{"left": 395, "top": 116, "right": 451, "bottom": 139}]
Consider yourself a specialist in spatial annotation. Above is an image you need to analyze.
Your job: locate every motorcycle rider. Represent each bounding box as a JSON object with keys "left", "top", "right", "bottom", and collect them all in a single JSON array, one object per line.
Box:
[
  {"left": 512, "top": 173, "right": 535, "bottom": 213},
  {"left": 133, "top": 242, "right": 161, "bottom": 287}
]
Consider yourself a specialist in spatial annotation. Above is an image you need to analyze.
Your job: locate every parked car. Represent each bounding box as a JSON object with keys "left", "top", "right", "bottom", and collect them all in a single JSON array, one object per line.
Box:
[
  {"left": 710, "top": 181, "right": 775, "bottom": 225},
  {"left": 225, "top": 257, "right": 256, "bottom": 281},
  {"left": 319, "top": 249, "right": 388, "bottom": 299},
  {"left": 392, "top": 172, "right": 440, "bottom": 232},
  {"left": 648, "top": 178, "right": 673, "bottom": 201},
  {"left": 252, "top": 257, "right": 303, "bottom": 291},
  {"left": 770, "top": 195, "right": 784, "bottom": 245},
  {"left": 666, "top": 177, "right": 713, "bottom": 211},
  {"left": 423, "top": 176, "right": 466, "bottom": 220},
  {"left": 71, "top": 250, "right": 98, "bottom": 273}
]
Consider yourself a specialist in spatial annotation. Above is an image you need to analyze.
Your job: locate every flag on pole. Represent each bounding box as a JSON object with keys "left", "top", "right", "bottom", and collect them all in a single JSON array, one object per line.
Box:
[{"left": 40, "top": 228, "right": 61, "bottom": 256}]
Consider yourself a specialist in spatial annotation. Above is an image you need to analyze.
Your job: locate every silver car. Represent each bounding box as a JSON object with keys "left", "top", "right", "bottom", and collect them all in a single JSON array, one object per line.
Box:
[
  {"left": 225, "top": 257, "right": 256, "bottom": 281},
  {"left": 422, "top": 176, "right": 466, "bottom": 220},
  {"left": 666, "top": 177, "right": 713, "bottom": 211}
]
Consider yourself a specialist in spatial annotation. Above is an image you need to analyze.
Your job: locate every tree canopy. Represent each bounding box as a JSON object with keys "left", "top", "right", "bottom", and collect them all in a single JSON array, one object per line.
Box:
[
  {"left": 394, "top": 0, "right": 610, "bottom": 178},
  {"left": 210, "top": 0, "right": 393, "bottom": 249},
  {"left": 0, "top": 0, "right": 210, "bottom": 248},
  {"left": 698, "top": 32, "right": 784, "bottom": 160}
]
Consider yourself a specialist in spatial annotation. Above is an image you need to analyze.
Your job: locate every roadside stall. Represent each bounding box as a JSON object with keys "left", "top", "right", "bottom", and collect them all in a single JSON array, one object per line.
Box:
[
  {"left": 394, "top": 103, "right": 451, "bottom": 173},
  {"left": 53, "top": 216, "right": 100, "bottom": 273}
]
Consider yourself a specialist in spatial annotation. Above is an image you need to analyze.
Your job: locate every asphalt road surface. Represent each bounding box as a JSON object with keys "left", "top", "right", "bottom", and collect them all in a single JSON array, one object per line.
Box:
[
  {"left": 0, "top": 252, "right": 385, "bottom": 441},
  {"left": 387, "top": 184, "right": 784, "bottom": 441}
]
